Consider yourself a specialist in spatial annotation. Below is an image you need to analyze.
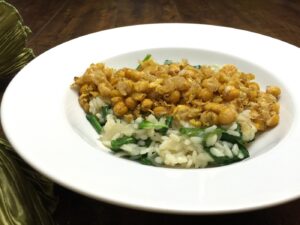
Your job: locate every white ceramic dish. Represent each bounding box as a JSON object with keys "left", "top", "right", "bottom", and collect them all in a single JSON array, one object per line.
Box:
[{"left": 1, "top": 23, "right": 300, "bottom": 214}]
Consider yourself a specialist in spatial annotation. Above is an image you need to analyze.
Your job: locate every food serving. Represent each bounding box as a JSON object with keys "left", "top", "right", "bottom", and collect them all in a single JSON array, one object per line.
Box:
[{"left": 71, "top": 55, "right": 281, "bottom": 168}]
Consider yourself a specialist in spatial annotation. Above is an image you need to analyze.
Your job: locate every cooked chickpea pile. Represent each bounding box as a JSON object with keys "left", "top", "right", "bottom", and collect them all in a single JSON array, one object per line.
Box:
[{"left": 72, "top": 58, "right": 281, "bottom": 131}]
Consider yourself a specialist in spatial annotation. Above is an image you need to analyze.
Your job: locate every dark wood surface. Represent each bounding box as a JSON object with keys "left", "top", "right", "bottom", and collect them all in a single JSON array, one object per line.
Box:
[{"left": 2, "top": 0, "right": 300, "bottom": 224}]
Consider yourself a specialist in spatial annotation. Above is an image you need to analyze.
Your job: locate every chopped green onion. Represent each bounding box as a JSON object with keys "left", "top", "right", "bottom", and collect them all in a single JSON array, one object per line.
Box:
[
  {"left": 138, "top": 120, "right": 167, "bottom": 130},
  {"left": 157, "top": 116, "right": 173, "bottom": 135},
  {"left": 86, "top": 113, "right": 102, "bottom": 134},
  {"left": 138, "top": 116, "right": 173, "bottom": 135},
  {"left": 136, "top": 54, "right": 152, "bottom": 70},
  {"left": 179, "top": 127, "right": 205, "bottom": 137},
  {"left": 193, "top": 65, "right": 201, "bottom": 69},
  {"left": 100, "top": 105, "right": 110, "bottom": 125},
  {"left": 111, "top": 136, "right": 137, "bottom": 152}
]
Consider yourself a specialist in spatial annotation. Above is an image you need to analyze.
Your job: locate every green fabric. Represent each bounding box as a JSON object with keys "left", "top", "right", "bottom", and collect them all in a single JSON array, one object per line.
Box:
[
  {"left": 0, "top": 2, "right": 58, "bottom": 224},
  {"left": 0, "top": 138, "right": 58, "bottom": 225},
  {"left": 0, "top": 0, "right": 35, "bottom": 80}
]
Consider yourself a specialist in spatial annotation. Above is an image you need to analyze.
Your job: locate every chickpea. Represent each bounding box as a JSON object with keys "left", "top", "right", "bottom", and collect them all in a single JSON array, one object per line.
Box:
[
  {"left": 204, "top": 102, "right": 223, "bottom": 113},
  {"left": 153, "top": 106, "right": 168, "bottom": 116},
  {"left": 191, "top": 99, "right": 203, "bottom": 107},
  {"left": 141, "top": 98, "right": 153, "bottom": 111},
  {"left": 110, "top": 76, "right": 120, "bottom": 86},
  {"left": 202, "top": 77, "right": 220, "bottom": 92},
  {"left": 116, "top": 79, "right": 133, "bottom": 96},
  {"left": 80, "top": 84, "right": 90, "bottom": 94},
  {"left": 134, "top": 80, "right": 150, "bottom": 92},
  {"left": 254, "top": 120, "right": 266, "bottom": 131},
  {"left": 250, "top": 109, "right": 260, "bottom": 119},
  {"left": 98, "top": 83, "right": 111, "bottom": 97},
  {"left": 90, "top": 91, "right": 98, "bottom": 97},
  {"left": 240, "top": 73, "right": 255, "bottom": 81},
  {"left": 271, "top": 103, "right": 280, "bottom": 113},
  {"left": 189, "top": 119, "right": 202, "bottom": 127},
  {"left": 266, "top": 114, "right": 279, "bottom": 127},
  {"left": 177, "top": 78, "right": 190, "bottom": 91},
  {"left": 125, "top": 69, "right": 141, "bottom": 81},
  {"left": 169, "top": 90, "right": 181, "bottom": 104},
  {"left": 115, "top": 70, "right": 125, "bottom": 78},
  {"left": 218, "top": 84, "right": 225, "bottom": 93},
  {"left": 123, "top": 114, "right": 134, "bottom": 123},
  {"left": 220, "top": 64, "right": 238, "bottom": 75},
  {"left": 218, "top": 72, "right": 229, "bottom": 83},
  {"left": 223, "top": 86, "right": 240, "bottom": 101},
  {"left": 200, "top": 66, "right": 214, "bottom": 77},
  {"left": 247, "top": 90, "right": 258, "bottom": 100},
  {"left": 124, "top": 97, "right": 137, "bottom": 110},
  {"left": 213, "top": 96, "right": 223, "bottom": 103},
  {"left": 199, "top": 88, "right": 213, "bottom": 101},
  {"left": 218, "top": 107, "right": 237, "bottom": 125},
  {"left": 111, "top": 96, "right": 123, "bottom": 104},
  {"left": 248, "top": 82, "right": 260, "bottom": 91},
  {"left": 113, "top": 101, "right": 128, "bottom": 117},
  {"left": 174, "top": 104, "right": 190, "bottom": 113},
  {"left": 200, "top": 111, "right": 219, "bottom": 126},
  {"left": 111, "top": 89, "right": 121, "bottom": 97},
  {"left": 169, "top": 64, "right": 180, "bottom": 74},
  {"left": 131, "top": 92, "right": 146, "bottom": 102},
  {"left": 266, "top": 86, "right": 281, "bottom": 98}
]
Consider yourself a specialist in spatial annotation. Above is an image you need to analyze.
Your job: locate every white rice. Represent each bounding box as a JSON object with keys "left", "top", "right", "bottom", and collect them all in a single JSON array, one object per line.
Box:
[{"left": 89, "top": 96, "right": 257, "bottom": 168}]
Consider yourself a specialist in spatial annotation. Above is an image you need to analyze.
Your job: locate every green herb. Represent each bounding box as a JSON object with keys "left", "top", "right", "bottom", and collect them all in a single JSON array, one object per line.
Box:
[
  {"left": 202, "top": 128, "right": 224, "bottom": 144},
  {"left": 138, "top": 120, "right": 167, "bottom": 130},
  {"left": 179, "top": 127, "right": 205, "bottom": 137},
  {"left": 86, "top": 113, "right": 102, "bottom": 134},
  {"left": 193, "top": 65, "right": 201, "bottom": 69},
  {"left": 100, "top": 105, "right": 110, "bottom": 125},
  {"left": 111, "top": 136, "right": 137, "bottom": 152},
  {"left": 136, "top": 54, "right": 152, "bottom": 70},
  {"left": 157, "top": 116, "right": 173, "bottom": 135},
  {"left": 138, "top": 116, "right": 173, "bottom": 135}
]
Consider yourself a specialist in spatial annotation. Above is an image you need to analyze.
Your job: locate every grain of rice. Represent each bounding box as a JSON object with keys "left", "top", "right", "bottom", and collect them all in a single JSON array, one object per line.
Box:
[
  {"left": 238, "top": 152, "right": 244, "bottom": 159},
  {"left": 232, "top": 144, "right": 239, "bottom": 156},
  {"left": 204, "top": 125, "right": 217, "bottom": 133},
  {"left": 210, "top": 147, "right": 225, "bottom": 157},
  {"left": 226, "top": 130, "right": 240, "bottom": 137},
  {"left": 206, "top": 134, "right": 218, "bottom": 147}
]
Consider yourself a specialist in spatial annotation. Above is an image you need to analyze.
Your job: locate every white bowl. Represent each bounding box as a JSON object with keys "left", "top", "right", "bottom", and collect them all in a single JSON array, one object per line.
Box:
[{"left": 1, "top": 23, "right": 300, "bottom": 214}]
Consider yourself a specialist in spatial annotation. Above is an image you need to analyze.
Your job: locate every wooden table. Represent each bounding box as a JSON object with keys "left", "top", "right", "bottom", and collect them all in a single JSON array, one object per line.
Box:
[{"left": 2, "top": 0, "right": 300, "bottom": 224}]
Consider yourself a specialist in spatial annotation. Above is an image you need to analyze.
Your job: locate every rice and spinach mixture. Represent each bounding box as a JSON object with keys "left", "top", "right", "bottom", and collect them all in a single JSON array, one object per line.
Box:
[{"left": 71, "top": 55, "right": 281, "bottom": 168}]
